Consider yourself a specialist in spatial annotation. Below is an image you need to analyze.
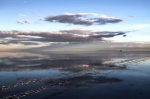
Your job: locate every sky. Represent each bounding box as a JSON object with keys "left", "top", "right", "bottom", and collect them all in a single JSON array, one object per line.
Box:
[{"left": 0, "top": 0, "right": 150, "bottom": 52}]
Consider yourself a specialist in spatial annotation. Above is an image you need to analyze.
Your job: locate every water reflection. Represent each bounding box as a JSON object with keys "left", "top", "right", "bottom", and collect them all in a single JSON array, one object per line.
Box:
[
  {"left": 0, "top": 53, "right": 128, "bottom": 72},
  {"left": 0, "top": 52, "right": 150, "bottom": 99}
]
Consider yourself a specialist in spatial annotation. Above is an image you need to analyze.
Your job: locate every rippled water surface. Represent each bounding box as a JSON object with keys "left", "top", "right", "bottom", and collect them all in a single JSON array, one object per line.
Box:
[{"left": 1, "top": 52, "right": 150, "bottom": 99}]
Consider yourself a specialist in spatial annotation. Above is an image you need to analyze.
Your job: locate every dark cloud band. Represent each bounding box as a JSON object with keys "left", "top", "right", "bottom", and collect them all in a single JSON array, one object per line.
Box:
[
  {"left": 45, "top": 13, "right": 123, "bottom": 26},
  {"left": 0, "top": 30, "right": 128, "bottom": 45}
]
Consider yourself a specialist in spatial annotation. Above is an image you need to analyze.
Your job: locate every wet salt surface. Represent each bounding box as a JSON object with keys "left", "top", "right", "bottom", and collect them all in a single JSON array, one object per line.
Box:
[{"left": 0, "top": 52, "right": 150, "bottom": 99}]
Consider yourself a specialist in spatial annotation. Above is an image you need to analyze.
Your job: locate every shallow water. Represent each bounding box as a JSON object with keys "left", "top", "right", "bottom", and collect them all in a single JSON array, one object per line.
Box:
[{"left": 0, "top": 52, "right": 150, "bottom": 99}]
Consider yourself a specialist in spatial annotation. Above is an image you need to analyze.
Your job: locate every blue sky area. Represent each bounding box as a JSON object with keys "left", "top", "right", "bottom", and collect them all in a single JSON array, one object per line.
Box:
[{"left": 0, "top": 0, "right": 150, "bottom": 51}]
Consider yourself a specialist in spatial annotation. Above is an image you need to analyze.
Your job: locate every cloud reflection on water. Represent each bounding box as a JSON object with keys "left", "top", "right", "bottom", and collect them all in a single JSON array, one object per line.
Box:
[
  {"left": 0, "top": 52, "right": 128, "bottom": 72},
  {"left": 1, "top": 51, "right": 150, "bottom": 99}
]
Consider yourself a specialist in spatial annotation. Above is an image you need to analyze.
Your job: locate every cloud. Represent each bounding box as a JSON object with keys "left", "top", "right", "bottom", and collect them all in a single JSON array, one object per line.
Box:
[
  {"left": 0, "top": 29, "right": 127, "bottom": 44},
  {"left": 91, "top": 32, "right": 126, "bottom": 38},
  {"left": 23, "top": 20, "right": 31, "bottom": 24},
  {"left": 16, "top": 21, "right": 24, "bottom": 24},
  {"left": 60, "top": 29, "right": 92, "bottom": 35},
  {"left": 0, "top": 30, "right": 128, "bottom": 46},
  {"left": 16, "top": 20, "right": 31, "bottom": 24},
  {"left": 19, "top": 41, "right": 41, "bottom": 45},
  {"left": 45, "top": 13, "right": 123, "bottom": 26},
  {"left": 60, "top": 29, "right": 127, "bottom": 39}
]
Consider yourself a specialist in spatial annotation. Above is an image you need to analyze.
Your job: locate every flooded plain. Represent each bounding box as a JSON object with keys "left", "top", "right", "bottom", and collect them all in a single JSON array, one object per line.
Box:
[{"left": 1, "top": 51, "right": 150, "bottom": 99}]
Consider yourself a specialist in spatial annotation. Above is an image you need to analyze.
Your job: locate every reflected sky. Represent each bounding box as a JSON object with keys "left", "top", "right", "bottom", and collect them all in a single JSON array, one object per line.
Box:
[
  {"left": 0, "top": 51, "right": 150, "bottom": 99},
  {"left": 0, "top": 52, "right": 130, "bottom": 72}
]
